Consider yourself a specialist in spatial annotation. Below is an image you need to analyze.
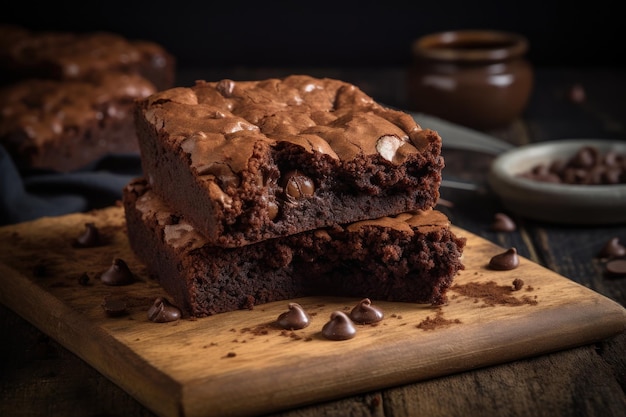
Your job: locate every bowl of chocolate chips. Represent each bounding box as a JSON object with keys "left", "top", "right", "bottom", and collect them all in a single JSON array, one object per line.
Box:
[{"left": 488, "top": 139, "right": 626, "bottom": 224}]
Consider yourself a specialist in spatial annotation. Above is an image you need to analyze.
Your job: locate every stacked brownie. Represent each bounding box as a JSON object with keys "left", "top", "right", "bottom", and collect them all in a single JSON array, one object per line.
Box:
[
  {"left": 123, "top": 75, "right": 466, "bottom": 317},
  {"left": 0, "top": 24, "right": 176, "bottom": 172}
]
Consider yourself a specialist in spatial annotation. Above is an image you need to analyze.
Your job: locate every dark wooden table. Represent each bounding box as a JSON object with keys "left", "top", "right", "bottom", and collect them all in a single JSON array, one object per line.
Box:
[{"left": 2, "top": 66, "right": 626, "bottom": 417}]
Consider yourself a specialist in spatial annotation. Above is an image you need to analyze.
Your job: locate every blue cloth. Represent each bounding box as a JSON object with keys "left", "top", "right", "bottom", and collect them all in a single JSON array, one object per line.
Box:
[{"left": 0, "top": 145, "right": 142, "bottom": 225}]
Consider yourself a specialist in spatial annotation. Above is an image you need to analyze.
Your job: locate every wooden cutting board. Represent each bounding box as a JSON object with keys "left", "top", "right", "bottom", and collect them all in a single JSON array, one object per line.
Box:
[{"left": 1, "top": 206, "right": 625, "bottom": 417}]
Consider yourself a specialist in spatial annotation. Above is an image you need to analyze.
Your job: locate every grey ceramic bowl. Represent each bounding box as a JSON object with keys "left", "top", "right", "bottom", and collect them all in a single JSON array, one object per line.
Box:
[{"left": 488, "top": 139, "right": 626, "bottom": 224}]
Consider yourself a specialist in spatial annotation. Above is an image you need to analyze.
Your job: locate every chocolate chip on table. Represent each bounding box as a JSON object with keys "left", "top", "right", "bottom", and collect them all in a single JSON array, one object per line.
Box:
[
  {"left": 489, "top": 248, "right": 520, "bottom": 270},
  {"left": 276, "top": 302, "right": 311, "bottom": 330},
  {"left": 100, "top": 258, "right": 134, "bottom": 286},
  {"left": 605, "top": 259, "right": 626, "bottom": 277},
  {"left": 321, "top": 311, "right": 356, "bottom": 341},
  {"left": 147, "top": 297, "right": 182, "bottom": 323},
  {"left": 73, "top": 222, "right": 101, "bottom": 248},
  {"left": 102, "top": 297, "right": 128, "bottom": 317},
  {"left": 597, "top": 237, "right": 626, "bottom": 259},
  {"left": 491, "top": 213, "right": 517, "bottom": 232},
  {"left": 349, "top": 298, "right": 384, "bottom": 324}
]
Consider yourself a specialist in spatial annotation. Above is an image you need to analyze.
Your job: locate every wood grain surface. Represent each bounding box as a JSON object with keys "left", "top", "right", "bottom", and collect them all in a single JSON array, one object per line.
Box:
[{"left": 1, "top": 206, "right": 625, "bottom": 417}]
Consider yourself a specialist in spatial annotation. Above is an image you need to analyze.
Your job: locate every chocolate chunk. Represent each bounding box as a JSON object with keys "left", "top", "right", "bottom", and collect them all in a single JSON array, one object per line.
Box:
[
  {"left": 147, "top": 297, "right": 182, "bottom": 323},
  {"left": 100, "top": 258, "right": 134, "bottom": 286},
  {"left": 276, "top": 302, "right": 311, "bottom": 330},
  {"left": 73, "top": 222, "right": 101, "bottom": 248},
  {"left": 267, "top": 200, "right": 279, "bottom": 221},
  {"left": 489, "top": 248, "right": 520, "bottom": 270},
  {"left": 216, "top": 79, "right": 236, "bottom": 97},
  {"left": 605, "top": 259, "right": 626, "bottom": 277},
  {"left": 491, "top": 213, "right": 516, "bottom": 232},
  {"left": 349, "top": 298, "right": 384, "bottom": 324},
  {"left": 282, "top": 170, "right": 315, "bottom": 201},
  {"left": 598, "top": 237, "right": 626, "bottom": 259},
  {"left": 321, "top": 311, "right": 356, "bottom": 340},
  {"left": 102, "top": 297, "right": 128, "bottom": 317}
]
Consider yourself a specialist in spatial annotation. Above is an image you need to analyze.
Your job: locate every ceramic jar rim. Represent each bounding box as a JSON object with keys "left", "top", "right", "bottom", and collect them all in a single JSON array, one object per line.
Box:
[{"left": 412, "top": 29, "right": 529, "bottom": 62}]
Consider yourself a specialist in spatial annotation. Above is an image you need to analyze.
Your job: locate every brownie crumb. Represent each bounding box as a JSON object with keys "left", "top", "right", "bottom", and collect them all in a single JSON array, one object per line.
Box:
[
  {"left": 224, "top": 352, "right": 237, "bottom": 358},
  {"left": 512, "top": 278, "right": 524, "bottom": 291},
  {"left": 416, "top": 310, "right": 461, "bottom": 331}
]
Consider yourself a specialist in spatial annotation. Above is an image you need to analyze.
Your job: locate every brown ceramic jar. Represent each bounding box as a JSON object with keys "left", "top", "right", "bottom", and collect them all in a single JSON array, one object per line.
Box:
[{"left": 408, "top": 30, "right": 533, "bottom": 130}]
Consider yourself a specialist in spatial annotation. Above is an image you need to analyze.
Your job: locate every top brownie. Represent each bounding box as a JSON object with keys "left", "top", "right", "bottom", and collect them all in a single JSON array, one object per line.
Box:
[
  {"left": 135, "top": 75, "right": 444, "bottom": 247},
  {"left": 0, "top": 24, "right": 176, "bottom": 91}
]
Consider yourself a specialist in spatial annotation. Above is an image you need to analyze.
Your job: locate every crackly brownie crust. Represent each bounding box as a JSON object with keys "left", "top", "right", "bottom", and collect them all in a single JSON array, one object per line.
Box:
[
  {"left": 136, "top": 75, "right": 444, "bottom": 247},
  {"left": 0, "top": 24, "right": 176, "bottom": 90},
  {"left": 123, "top": 178, "right": 466, "bottom": 317},
  {"left": 0, "top": 72, "right": 156, "bottom": 172}
]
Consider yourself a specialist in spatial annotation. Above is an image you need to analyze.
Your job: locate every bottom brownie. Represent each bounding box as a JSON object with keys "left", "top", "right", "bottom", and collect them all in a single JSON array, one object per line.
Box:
[{"left": 123, "top": 178, "right": 466, "bottom": 317}]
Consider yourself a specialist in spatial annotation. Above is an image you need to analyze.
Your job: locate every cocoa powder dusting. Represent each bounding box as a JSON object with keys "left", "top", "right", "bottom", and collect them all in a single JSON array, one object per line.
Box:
[
  {"left": 416, "top": 310, "right": 461, "bottom": 331},
  {"left": 451, "top": 281, "right": 538, "bottom": 307}
]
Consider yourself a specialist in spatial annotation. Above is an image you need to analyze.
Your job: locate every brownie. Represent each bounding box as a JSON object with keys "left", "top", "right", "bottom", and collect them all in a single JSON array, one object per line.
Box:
[
  {"left": 0, "top": 24, "right": 176, "bottom": 91},
  {"left": 123, "top": 178, "right": 466, "bottom": 317},
  {"left": 135, "top": 75, "right": 444, "bottom": 247},
  {"left": 0, "top": 72, "right": 156, "bottom": 172}
]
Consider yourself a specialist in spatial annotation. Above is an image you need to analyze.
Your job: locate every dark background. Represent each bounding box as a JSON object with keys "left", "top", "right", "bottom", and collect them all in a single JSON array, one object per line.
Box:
[{"left": 2, "top": 0, "right": 623, "bottom": 69}]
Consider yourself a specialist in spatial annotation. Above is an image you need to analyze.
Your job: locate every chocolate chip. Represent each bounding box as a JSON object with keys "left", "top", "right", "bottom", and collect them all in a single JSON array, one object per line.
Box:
[
  {"left": 73, "top": 222, "right": 101, "bottom": 248},
  {"left": 321, "top": 311, "right": 356, "bottom": 341},
  {"left": 597, "top": 237, "right": 626, "bottom": 259},
  {"left": 349, "top": 298, "right": 384, "bottom": 324},
  {"left": 276, "top": 302, "right": 311, "bottom": 330},
  {"left": 147, "top": 297, "right": 182, "bottom": 323},
  {"left": 489, "top": 248, "right": 520, "bottom": 270},
  {"left": 491, "top": 213, "right": 516, "bottom": 232},
  {"left": 282, "top": 170, "right": 315, "bottom": 201},
  {"left": 102, "top": 297, "right": 128, "bottom": 317},
  {"left": 605, "top": 259, "right": 626, "bottom": 277},
  {"left": 100, "top": 258, "right": 134, "bottom": 286}
]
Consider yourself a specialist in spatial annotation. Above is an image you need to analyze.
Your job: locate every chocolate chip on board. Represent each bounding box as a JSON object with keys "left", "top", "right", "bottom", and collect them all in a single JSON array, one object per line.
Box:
[
  {"left": 489, "top": 248, "right": 520, "bottom": 270},
  {"left": 605, "top": 259, "right": 626, "bottom": 277}
]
